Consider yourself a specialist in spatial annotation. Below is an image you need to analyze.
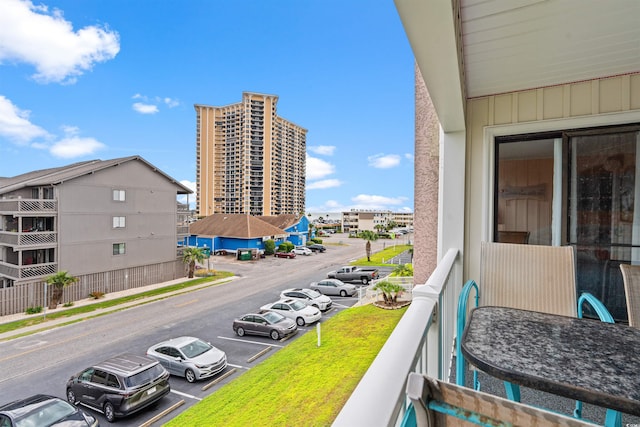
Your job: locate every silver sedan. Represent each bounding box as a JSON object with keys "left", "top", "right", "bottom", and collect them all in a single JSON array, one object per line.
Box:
[
  {"left": 146, "top": 336, "right": 227, "bottom": 383},
  {"left": 310, "top": 278, "right": 358, "bottom": 297}
]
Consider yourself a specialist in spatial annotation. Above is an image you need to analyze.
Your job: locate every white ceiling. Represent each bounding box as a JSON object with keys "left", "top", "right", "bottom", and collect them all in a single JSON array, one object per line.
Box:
[
  {"left": 461, "top": 0, "right": 640, "bottom": 98},
  {"left": 395, "top": 0, "right": 640, "bottom": 132}
]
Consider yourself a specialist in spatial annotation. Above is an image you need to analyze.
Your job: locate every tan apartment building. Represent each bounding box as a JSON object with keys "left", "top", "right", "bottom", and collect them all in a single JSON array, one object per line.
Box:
[
  {"left": 195, "top": 92, "right": 306, "bottom": 217},
  {"left": 342, "top": 209, "right": 415, "bottom": 233}
]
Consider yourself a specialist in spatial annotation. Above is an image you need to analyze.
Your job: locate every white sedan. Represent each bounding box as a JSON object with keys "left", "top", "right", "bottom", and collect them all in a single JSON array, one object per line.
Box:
[
  {"left": 260, "top": 299, "right": 321, "bottom": 326},
  {"left": 292, "top": 246, "right": 313, "bottom": 256}
]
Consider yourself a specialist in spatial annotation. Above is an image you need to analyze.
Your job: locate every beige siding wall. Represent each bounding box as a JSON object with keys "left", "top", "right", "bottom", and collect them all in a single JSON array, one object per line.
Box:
[{"left": 464, "top": 73, "right": 640, "bottom": 281}]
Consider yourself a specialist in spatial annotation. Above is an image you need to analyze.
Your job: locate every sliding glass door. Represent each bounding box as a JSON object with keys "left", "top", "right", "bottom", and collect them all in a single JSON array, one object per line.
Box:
[{"left": 495, "top": 124, "right": 640, "bottom": 322}]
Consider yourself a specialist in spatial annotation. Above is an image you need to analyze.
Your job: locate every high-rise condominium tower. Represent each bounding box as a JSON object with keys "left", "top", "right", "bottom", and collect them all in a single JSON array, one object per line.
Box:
[{"left": 195, "top": 92, "right": 307, "bottom": 216}]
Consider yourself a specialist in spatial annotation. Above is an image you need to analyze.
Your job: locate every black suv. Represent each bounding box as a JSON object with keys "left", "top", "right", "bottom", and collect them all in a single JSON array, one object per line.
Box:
[
  {"left": 66, "top": 353, "right": 170, "bottom": 422},
  {"left": 0, "top": 394, "right": 99, "bottom": 426},
  {"left": 307, "top": 244, "right": 326, "bottom": 253}
]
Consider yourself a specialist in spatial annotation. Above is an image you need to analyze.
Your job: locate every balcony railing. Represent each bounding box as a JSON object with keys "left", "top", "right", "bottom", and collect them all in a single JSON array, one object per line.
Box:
[
  {"left": 0, "top": 231, "right": 57, "bottom": 247},
  {"left": 0, "top": 261, "right": 57, "bottom": 280},
  {"left": 0, "top": 199, "right": 57, "bottom": 213},
  {"left": 333, "top": 248, "right": 460, "bottom": 426}
]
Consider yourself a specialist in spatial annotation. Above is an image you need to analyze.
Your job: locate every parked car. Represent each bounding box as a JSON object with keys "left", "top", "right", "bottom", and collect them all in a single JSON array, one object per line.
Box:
[
  {"left": 146, "top": 336, "right": 227, "bottom": 383},
  {"left": 280, "top": 288, "right": 332, "bottom": 312},
  {"left": 66, "top": 353, "right": 170, "bottom": 423},
  {"left": 274, "top": 250, "right": 296, "bottom": 258},
  {"left": 233, "top": 311, "right": 297, "bottom": 340},
  {"left": 260, "top": 299, "right": 321, "bottom": 326},
  {"left": 310, "top": 278, "right": 358, "bottom": 297},
  {"left": 0, "top": 394, "right": 99, "bottom": 427},
  {"left": 307, "top": 244, "right": 326, "bottom": 253},
  {"left": 327, "top": 265, "right": 379, "bottom": 285},
  {"left": 292, "top": 246, "right": 313, "bottom": 256}
]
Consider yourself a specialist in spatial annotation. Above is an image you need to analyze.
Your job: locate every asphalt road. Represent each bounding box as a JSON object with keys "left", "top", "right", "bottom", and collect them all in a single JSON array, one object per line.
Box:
[{"left": 0, "top": 235, "right": 397, "bottom": 426}]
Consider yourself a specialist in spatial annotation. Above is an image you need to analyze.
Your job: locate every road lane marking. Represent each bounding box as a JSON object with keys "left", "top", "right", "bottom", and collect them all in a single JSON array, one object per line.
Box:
[
  {"left": 170, "top": 390, "right": 202, "bottom": 401},
  {"left": 217, "top": 336, "right": 283, "bottom": 348},
  {"left": 175, "top": 299, "right": 198, "bottom": 307}
]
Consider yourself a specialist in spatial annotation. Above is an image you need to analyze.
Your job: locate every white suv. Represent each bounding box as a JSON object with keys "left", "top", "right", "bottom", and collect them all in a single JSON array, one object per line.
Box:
[{"left": 280, "top": 288, "right": 332, "bottom": 312}]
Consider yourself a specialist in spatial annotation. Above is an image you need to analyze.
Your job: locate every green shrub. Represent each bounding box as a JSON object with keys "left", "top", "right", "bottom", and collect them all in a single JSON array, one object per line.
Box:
[
  {"left": 264, "top": 239, "right": 276, "bottom": 255},
  {"left": 63, "top": 301, "right": 74, "bottom": 307},
  {"left": 310, "top": 238, "right": 323, "bottom": 244},
  {"left": 278, "top": 242, "right": 294, "bottom": 252},
  {"left": 25, "top": 306, "right": 43, "bottom": 314},
  {"left": 195, "top": 269, "right": 217, "bottom": 277}
]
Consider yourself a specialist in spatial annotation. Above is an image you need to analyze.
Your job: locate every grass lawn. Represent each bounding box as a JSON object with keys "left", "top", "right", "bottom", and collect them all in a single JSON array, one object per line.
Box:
[
  {"left": 350, "top": 243, "right": 412, "bottom": 267},
  {"left": 166, "top": 304, "right": 407, "bottom": 427},
  {"left": 0, "top": 273, "right": 234, "bottom": 335}
]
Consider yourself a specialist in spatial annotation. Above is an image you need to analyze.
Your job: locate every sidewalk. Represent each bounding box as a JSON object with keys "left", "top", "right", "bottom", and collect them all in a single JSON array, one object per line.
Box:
[{"left": 0, "top": 276, "right": 234, "bottom": 341}]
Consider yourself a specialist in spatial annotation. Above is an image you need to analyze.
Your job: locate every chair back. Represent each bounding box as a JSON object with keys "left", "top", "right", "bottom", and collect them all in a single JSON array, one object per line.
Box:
[
  {"left": 619, "top": 264, "right": 640, "bottom": 328},
  {"left": 480, "top": 242, "right": 577, "bottom": 317},
  {"left": 404, "top": 373, "right": 596, "bottom": 427}
]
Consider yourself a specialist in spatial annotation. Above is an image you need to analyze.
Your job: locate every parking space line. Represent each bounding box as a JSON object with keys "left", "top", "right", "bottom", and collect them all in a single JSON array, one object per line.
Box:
[
  {"left": 170, "top": 390, "right": 202, "bottom": 401},
  {"left": 217, "top": 336, "right": 284, "bottom": 348},
  {"left": 227, "top": 363, "right": 249, "bottom": 370},
  {"left": 331, "top": 303, "right": 350, "bottom": 308}
]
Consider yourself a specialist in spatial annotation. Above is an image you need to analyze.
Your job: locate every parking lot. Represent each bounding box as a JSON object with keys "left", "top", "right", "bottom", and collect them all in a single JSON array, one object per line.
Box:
[{"left": 0, "top": 237, "right": 398, "bottom": 426}]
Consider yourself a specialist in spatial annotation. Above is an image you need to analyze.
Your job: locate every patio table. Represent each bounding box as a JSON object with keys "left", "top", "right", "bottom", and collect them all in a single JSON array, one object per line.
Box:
[{"left": 461, "top": 306, "right": 640, "bottom": 418}]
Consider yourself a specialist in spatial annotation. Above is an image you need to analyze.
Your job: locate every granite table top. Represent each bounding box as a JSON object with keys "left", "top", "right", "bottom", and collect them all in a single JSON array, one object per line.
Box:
[{"left": 461, "top": 306, "right": 640, "bottom": 417}]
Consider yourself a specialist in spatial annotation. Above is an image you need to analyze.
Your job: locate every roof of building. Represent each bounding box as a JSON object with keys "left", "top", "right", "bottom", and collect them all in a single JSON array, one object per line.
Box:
[
  {"left": 189, "top": 214, "right": 288, "bottom": 238},
  {"left": 257, "top": 214, "right": 303, "bottom": 230},
  {"left": 0, "top": 156, "right": 193, "bottom": 195}
]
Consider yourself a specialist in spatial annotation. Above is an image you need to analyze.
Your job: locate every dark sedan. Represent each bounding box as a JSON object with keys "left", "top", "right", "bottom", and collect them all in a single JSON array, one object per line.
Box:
[
  {"left": 0, "top": 394, "right": 99, "bottom": 427},
  {"left": 233, "top": 311, "right": 297, "bottom": 340},
  {"left": 307, "top": 244, "right": 326, "bottom": 253}
]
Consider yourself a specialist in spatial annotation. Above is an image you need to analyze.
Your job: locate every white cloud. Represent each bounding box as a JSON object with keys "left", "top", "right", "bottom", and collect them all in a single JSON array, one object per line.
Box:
[
  {"left": 405, "top": 153, "right": 414, "bottom": 162},
  {"left": 307, "top": 179, "right": 342, "bottom": 190},
  {"left": 306, "top": 199, "right": 345, "bottom": 213},
  {"left": 308, "top": 145, "right": 335, "bottom": 156},
  {"left": 177, "top": 180, "right": 197, "bottom": 208},
  {"left": 0, "top": 0, "right": 120, "bottom": 84},
  {"left": 368, "top": 153, "right": 401, "bottom": 169},
  {"left": 306, "top": 154, "right": 335, "bottom": 180},
  {"left": 50, "top": 136, "right": 105, "bottom": 158},
  {"left": 163, "top": 97, "right": 180, "bottom": 108},
  {"left": 132, "top": 102, "right": 159, "bottom": 114},
  {"left": 0, "top": 95, "right": 50, "bottom": 143},
  {"left": 351, "top": 194, "right": 408, "bottom": 210},
  {"left": 131, "top": 94, "right": 179, "bottom": 113}
]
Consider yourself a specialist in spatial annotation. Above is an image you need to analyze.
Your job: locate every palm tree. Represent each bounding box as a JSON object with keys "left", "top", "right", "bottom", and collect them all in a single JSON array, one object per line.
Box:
[
  {"left": 182, "top": 247, "right": 207, "bottom": 278},
  {"left": 373, "top": 280, "right": 405, "bottom": 305},
  {"left": 46, "top": 271, "right": 78, "bottom": 309},
  {"left": 359, "top": 230, "right": 378, "bottom": 262}
]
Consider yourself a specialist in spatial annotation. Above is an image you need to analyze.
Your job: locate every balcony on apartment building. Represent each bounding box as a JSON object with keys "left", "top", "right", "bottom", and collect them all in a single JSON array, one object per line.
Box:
[
  {"left": 0, "top": 248, "right": 57, "bottom": 281},
  {"left": 0, "top": 199, "right": 57, "bottom": 248}
]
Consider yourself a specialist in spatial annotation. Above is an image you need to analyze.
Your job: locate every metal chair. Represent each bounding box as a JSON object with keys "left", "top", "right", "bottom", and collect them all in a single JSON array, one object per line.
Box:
[
  {"left": 456, "top": 242, "right": 617, "bottom": 424},
  {"left": 402, "top": 373, "right": 596, "bottom": 427},
  {"left": 619, "top": 264, "right": 640, "bottom": 328}
]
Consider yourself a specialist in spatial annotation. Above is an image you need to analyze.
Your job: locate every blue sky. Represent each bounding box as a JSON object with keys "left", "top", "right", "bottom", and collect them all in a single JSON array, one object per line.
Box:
[{"left": 0, "top": 0, "right": 415, "bottom": 213}]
